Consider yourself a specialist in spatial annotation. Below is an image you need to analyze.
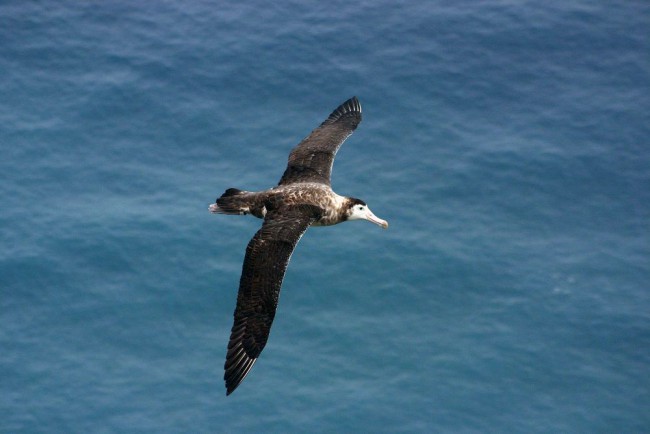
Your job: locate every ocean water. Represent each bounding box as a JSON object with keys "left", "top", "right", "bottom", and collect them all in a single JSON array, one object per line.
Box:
[{"left": 1, "top": 1, "right": 648, "bottom": 432}]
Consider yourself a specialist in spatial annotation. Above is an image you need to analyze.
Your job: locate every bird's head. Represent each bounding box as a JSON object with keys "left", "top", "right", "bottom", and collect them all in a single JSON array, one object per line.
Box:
[{"left": 345, "top": 198, "right": 388, "bottom": 229}]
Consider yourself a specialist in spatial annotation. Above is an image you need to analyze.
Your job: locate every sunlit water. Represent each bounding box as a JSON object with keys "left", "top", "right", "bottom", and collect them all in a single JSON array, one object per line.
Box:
[{"left": 1, "top": 1, "right": 648, "bottom": 432}]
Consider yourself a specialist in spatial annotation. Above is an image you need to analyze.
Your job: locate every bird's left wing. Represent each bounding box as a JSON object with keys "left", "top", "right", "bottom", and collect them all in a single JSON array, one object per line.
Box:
[
  {"left": 224, "top": 204, "right": 322, "bottom": 395},
  {"left": 278, "top": 97, "right": 362, "bottom": 186}
]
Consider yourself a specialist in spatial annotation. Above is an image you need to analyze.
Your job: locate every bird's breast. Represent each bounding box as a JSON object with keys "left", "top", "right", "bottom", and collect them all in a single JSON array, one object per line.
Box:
[{"left": 273, "top": 183, "right": 345, "bottom": 226}]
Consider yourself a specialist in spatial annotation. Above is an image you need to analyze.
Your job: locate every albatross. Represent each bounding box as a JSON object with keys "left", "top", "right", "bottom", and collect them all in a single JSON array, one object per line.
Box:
[{"left": 209, "top": 96, "right": 388, "bottom": 395}]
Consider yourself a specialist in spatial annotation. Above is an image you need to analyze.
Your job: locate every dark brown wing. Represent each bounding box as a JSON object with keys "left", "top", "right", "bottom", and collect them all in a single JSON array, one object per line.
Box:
[
  {"left": 224, "top": 204, "right": 322, "bottom": 395},
  {"left": 278, "top": 96, "right": 362, "bottom": 186}
]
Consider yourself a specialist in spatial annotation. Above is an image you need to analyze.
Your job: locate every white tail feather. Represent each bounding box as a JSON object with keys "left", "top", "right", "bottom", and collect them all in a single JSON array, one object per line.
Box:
[
  {"left": 209, "top": 203, "right": 248, "bottom": 215},
  {"left": 209, "top": 203, "right": 225, "bottom": 214}
]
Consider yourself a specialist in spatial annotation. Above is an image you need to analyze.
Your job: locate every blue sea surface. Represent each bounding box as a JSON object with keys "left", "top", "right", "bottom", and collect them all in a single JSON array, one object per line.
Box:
[{"left": 1, "top": 1, "right": 648, "bottom": 432}]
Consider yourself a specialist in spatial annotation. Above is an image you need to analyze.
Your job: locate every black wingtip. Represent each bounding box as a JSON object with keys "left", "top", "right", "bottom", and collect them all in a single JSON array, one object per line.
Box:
[
  {"left": 324, "top": 96, "right": 362, "bottom": 124},
  {"left": 224, "top": 343, "right": 258, "bottom": 396},
  {"left": 224, "top": 358, "right": 256, "bottom": 395}
]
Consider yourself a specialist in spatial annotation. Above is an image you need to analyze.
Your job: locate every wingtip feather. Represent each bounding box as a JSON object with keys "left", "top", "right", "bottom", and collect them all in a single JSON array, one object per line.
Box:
[
  {"left": 324, "top": 96, "right": 362, "bottom": 124},
  {"left": 225, "top": 357, "right": 257, "bottom": 396}
]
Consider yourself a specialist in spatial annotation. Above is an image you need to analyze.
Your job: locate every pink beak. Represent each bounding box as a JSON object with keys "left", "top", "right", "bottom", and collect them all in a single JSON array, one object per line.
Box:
[{"left": 365, "top": 209, "right": 388, "bottom": 229}]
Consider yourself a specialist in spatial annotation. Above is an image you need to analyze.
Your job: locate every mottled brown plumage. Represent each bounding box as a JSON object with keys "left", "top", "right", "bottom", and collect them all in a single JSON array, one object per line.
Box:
[
  {"left": 209, "top": 97, "right": 388, "bottom": 395},
  {"left": 279, "top": 96, "right": 361, "bottom": 186}
]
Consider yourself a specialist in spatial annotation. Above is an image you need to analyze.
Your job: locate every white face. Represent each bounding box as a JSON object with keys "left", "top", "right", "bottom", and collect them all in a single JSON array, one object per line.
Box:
[{"left": 348, "top": 204, "right": 389, "bottom": 229}]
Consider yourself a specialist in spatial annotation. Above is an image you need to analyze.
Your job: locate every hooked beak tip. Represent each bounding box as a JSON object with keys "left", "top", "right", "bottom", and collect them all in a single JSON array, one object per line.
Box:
[{"left": 369, "top": 216, "right": 388, "bottom": 229}]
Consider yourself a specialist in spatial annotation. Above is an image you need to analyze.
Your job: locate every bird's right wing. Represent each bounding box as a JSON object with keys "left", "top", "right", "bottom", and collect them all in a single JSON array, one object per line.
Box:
[{"left": 224, "top": 204, "right": 322, "bottom": 395}]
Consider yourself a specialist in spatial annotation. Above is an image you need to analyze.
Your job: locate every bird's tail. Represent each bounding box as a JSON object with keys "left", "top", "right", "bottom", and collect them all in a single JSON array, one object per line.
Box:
[{"left": 209, "top": 188, "right": 253, "bottom": 215}]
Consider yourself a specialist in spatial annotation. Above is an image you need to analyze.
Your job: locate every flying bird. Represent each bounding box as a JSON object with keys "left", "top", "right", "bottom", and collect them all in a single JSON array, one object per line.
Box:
[{"left": 209, "top": 97, "right": 388, "bottom": 395}]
